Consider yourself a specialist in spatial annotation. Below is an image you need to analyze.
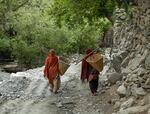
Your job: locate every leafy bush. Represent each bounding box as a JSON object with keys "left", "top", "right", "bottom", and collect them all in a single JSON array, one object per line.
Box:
[
  {"left": 0, "top": 38, "right": 10, "bottom": 49},
  {"left": 0, "top": 38, "right": 12, "bottom": 60},
  {"left": 11, "top": 39, "right": 40, "bottom": 68},
  {"left": 0, "top": 0, "right": 119, "bottom": 67}
]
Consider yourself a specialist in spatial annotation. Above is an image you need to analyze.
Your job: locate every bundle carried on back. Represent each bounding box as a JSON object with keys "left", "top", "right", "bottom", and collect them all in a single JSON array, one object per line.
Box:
[
  {"left": 58, "top": 56, "right": 70, "bottom": 75},
  {"left": 86, "top": 53, "right": 103, "bottom": 72}
]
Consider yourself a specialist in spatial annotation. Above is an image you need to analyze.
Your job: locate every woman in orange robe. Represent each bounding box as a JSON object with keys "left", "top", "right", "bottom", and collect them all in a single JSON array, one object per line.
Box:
[{"left": 44, "top": 49, "right": 60, "bottom": 94}]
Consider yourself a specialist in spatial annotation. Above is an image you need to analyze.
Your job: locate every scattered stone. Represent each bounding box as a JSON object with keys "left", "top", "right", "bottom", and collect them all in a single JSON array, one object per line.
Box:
[
  {"left": 114, "top": 101, "right": 121, "bottom": 110},
  {"left": 148, "top": 108, "right": 150, "bottom": 114},
  {"left": 121, "top": 56, "right": 130, "bottom": 68},
  {"left": 145, "top": 54, "right": 150, "bottom": 69},
  {"left": 100, "top": 90, "right": 106, "bottom": 94},
  {"left": 2, "top": 64, "right": 23, "bottom": 73},
  {"left": 56, "top": 102, "right": 63, "bottom": 108},
  {"left": 116, "top": 81, "right": 122, "bottom": 87},
  {"left": 128, "top": 55, "right": 141, "bottom": 70},
  {"left": 117, "top": 84, "right": 127, "bottom": 97},
  {"left": 137, "top": 68, "right": 146, "bottom": 77},
  {"left": 120, "top": 98, "right": 134, "bottom": 109},
  {"left": 132, "top": 87, "right": 147, "bottom": 96},
  {"left": 108, "top": 73, "right": 123, "bottom": 85},
  {"left": 112, "top": 3, "right": 150, "bottom": 114},
  {"left": 118, "top": 104, "right": 150, "bottom": 114},
  {"left": 140, "top": 95, "right": 150, "bottom": 106},
  {"left": 144, "top": 77, "right": 150, "bottom": 87},
  {"left": 111, "top": 56, "right": 122, "bottom": 73}
]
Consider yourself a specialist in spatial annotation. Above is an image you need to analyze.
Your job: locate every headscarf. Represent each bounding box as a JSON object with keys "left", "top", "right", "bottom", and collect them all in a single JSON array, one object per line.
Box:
[
  {"left": 86, "top": 48, "right": 93, "bottom": 55},
  {"left": 49, "top": 49, "right": 55, "bottom": 56}
]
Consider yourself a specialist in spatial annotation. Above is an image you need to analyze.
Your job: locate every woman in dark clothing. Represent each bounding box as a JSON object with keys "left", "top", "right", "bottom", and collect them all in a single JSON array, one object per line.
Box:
[{"left": 81, "top": 49, "right": 99, "bottom": 96}]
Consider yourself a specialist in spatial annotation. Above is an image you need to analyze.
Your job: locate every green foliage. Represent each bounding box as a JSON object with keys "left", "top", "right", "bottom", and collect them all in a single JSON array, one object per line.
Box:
[
  {"left": 48, "top": 0, "right": 114, "bottom": 53},
  {"left": 50, "top": 0, "right": 116, "bottom": 27},
  {"left": 0, "top": 38, "right": 10, "bottom": 49},
  {"left": 127, "top": 4, "right": 134, "bottom": 19},
  {"left": 65, "top": 18, "right": 112, "bottom": 53},
  {"left": 0, "top": 0, "right": 128, "bottom": 68},
  {"left": 11, "top": 38, "right": 40, "bottom": 68}
]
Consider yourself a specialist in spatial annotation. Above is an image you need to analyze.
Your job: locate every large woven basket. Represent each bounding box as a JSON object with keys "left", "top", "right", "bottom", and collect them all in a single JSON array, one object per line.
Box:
[
  {"left": 58, "top": 57, "right": 70, "bottom": 75},
  {"left": 86, "top": 53, "right": 103, "bottom": 72}
]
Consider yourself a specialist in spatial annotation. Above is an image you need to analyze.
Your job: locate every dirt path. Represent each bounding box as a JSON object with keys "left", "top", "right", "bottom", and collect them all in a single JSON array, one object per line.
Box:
[{"left": 0, "top": 63, "right": 118, "bottom": 114}]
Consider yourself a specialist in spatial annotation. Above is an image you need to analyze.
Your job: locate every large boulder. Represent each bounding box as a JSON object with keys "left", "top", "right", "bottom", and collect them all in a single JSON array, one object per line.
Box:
[
  {"left": 121, "top": 56, "right": 130, "bottom": 68},
  {"left": 140, "top": 95, "right": 150, "bottom": 106},
  {"left": 117, "top": 104, "right": 150, "bottom": 114},
  {"left": 145, "top": 53, "right": 150, "bottom": 70},
  {"left": 117, "top": 84, "right": 127, "bottom": 97},
  {"left": 128, "top": 55, "right": 141, "bottom": 71},
  {"left": 2, "top": 64, "right": 23, "bottom": 73},
  {"left": 120, "top": 98, "right": 135, "bottom": 110},
  {"left": 143, "top": 77, "right": 150, "bottom": 89},
  {"left": 108, "top": 72, "right": 123, "bottom": 85},
  {"left": 131, "top": 86, "right": 147, "bottom": 96},
  {"left": 111, "top": 50, "right": 129, "bottom": 73},
  {"left": 148, "top": 108, "right": 150, "bottom": 114},
  {"left": 111, "top": 55, "right": 122, "bottom": 73}
]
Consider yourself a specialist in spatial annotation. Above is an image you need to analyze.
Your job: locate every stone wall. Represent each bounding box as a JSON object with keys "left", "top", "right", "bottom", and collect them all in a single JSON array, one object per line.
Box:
[
  {"left": 110, "top": 0, "right": 150, "bottom": 113},
  {"left": 113, "top": 0, "right": 150, "bottom": 86}
]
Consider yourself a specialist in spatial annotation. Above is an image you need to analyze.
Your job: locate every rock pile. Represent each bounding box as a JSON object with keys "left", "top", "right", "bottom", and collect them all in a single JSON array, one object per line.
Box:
[{"left": 106, "top": 0, "right": 150, "bottom": 113}]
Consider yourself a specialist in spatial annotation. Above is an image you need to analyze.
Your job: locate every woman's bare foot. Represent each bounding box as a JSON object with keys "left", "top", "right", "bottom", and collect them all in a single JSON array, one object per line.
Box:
[
  {"left": 92, "top": 92, "right": 97, "bottom": 96},
  {"left": 54, "top": 91, "right": 58, "bottom": 94},
  {"left": 49, "top": 89, "right": 53, "bottom": 92}
]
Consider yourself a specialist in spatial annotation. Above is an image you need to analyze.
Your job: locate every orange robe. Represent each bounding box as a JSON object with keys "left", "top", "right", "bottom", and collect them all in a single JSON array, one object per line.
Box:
[{"left": 44, "top": 54, "right": 59, "bottom": 85}]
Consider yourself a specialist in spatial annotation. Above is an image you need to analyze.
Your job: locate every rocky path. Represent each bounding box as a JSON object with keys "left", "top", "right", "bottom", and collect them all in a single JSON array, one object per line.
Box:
[
  {"left": 0, "top": 62, "right": 118, "bottom": 114},
  {"left": 1, "top": 51, "right": 149, "bottom": 114}
]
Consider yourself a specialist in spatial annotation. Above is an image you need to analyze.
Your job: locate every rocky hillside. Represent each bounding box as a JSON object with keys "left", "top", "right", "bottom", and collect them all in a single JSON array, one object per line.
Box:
[
  {"left": 109, "top": 0, "right": 150, "bottom": 113},
  {"left": 0, "top": 1, "right": 149, "bottom": 114}
]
